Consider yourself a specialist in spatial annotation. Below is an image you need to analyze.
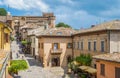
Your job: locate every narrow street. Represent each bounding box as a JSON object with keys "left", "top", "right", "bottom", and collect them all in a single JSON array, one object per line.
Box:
[
  {"left": 11, "top": 40, "right": 64, "bottom": 78},
  {"left": 18, "top": 55, "right": 63, "bottom": 78}
]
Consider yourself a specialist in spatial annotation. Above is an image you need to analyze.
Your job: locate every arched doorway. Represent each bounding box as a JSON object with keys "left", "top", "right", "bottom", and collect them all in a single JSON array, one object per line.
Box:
[
  {"left": 67, "top": 55, "right": 72, "bottom": 64},
  {"left": 51, "top": 57, "right": 60, "bottom": 67}
]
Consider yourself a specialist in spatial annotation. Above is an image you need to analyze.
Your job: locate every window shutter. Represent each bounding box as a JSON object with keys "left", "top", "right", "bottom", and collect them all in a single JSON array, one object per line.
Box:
[
  {"left": 115, "top": 67, "right": 120, "bottom": 78},
  {"left": 52, "top": 43, "right": 54, "bottom": 49},
  {"left": 58, "top": 43, "right": 60, "bottom": 49}
]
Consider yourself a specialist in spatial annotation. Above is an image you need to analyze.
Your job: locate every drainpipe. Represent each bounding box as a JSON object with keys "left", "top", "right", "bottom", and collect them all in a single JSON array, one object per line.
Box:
[
  {"left": 108, "top": 30, "right": 110, "bottom": 53},
  {"left": 72, "top": 36, "right": 74, "bottom": 59}
]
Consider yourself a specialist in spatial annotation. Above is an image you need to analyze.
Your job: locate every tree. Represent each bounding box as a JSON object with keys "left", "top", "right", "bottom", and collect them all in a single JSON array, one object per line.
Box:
[
  {"left": 8, "top": 60, "right": 28, "bottom": 75},
  {"left": 0, "top": 8, "right": 7, "bottom": 16},
  {"left": 56, "top": 22, "right": 71, "bottom": 28},
  {"left": 75, "top": 54, "right": 92, "bottom": 66}
]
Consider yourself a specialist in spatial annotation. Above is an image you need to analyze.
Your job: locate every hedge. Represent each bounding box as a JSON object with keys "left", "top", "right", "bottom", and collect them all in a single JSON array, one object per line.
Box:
[{"left": 8, "top": 60, "right": 28, "bottom": 74}]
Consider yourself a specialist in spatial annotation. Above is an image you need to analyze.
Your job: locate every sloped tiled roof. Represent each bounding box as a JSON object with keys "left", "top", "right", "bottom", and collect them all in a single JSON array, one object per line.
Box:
[
  {"left": 0, "top": 16, "right": 6, "bottom": 22},
  {"left": 93, "top": 52, "right": 120, "bottom": 63},
  {"left": 27, "top": 26, "right": 45, "bottom": 36},
  {"left": 36, "top": 27, "right": 76, "bottom": 37},
  {"left": 20, "top": 23, "right": 44, "bottom": 30},
  {"left": 75, "top": 20, "right": 120, "bottom": 35}
]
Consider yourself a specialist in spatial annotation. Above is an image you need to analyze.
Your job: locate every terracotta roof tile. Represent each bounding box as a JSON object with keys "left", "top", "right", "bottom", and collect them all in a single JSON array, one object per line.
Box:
[
  {"left": 0, "top": 16, "right": 6, "bottom": 22},
  {"left": 36, "top": 27, "right": 76, "bottom": 37},
  {"left": 75, "top": 20, "right": 120, "bottom": 34},
  {"left": 93, "top": 52, "right": 120, "bottom": 63}
]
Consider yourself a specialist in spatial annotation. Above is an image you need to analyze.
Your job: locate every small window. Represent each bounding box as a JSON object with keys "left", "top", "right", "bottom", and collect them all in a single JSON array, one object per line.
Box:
[
  {"left": 75, "top": 42, "right": 77, "bottom": 49},
  {"left": 53, "top": 43, "right": 59, "bottom": 50},
  {"left": 50, "top": 32, "right": 52, "bottom": 34},
  {"left": 67, "top": 43, "right": 72, "bottom": 49},
  {"left": 94, "top": 41, "right": 96, "bottom": 51},
  {"left": 101, "top": 41, "right": 104, "bottom": 52},
  {"left": 57, "top": 32, "right": 62, "bottom": 35},
  {"left": 115, "top": 67, "right": 120, "bottom": 78},
  {"left": 79, "top": 42, "right": 81, "bottom": 50},
  {"left": 77, "top": 42, "right": 79, "bottom": 49},
  {"left": 88, "top": 42, "right": 91, "bottom": 51},
  {"left": 94, "top": 64, "right": 96, "bottom": 68},
  {"left": 100, "top": 64, "right": 105, "bottom": 76},
  {"left": 38, "top": 43, "right": 40, "bottom": 48},
  {"left": 81, "top": 42, "right": 83, "bottom": 50},
  {"left": 4, "top": 33, "right": 9, "bottom": 43}
]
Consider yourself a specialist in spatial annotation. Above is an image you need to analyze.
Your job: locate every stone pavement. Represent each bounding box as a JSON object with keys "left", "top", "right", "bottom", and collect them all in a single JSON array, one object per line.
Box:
[
  {"left": 18, "top": 55, "right": 63, "bottom": 78},
  {"left": 44, "top": 67, "right": 65, "bottom": 77},
  {"left": 11, "top": 40, "right": 24, "bottom": 60},
  {"left": 11, "top": 40, "right": 63, "bottom": 78}
]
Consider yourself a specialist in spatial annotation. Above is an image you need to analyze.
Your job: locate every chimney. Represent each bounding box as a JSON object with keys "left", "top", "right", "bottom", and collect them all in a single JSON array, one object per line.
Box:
[{"left": 91, "top": 25, "right": 95, "bottom": 28}]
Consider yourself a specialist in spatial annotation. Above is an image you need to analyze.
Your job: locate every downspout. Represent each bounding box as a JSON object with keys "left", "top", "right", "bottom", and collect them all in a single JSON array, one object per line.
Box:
[
  {"left": 108, "top": 30, "right": 110, "bottom": 53},
  {"left": 72, "top": 35, "right": 74, "bottom": 59}
]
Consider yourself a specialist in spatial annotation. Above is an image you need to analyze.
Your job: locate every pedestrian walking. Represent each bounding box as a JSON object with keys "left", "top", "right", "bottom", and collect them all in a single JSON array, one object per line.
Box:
[
  {"left": 22, "top": 56, "right": 24, "bottom": 59},
  {"left": 16, "top": 53, "right": 19, "bottom": 58}
]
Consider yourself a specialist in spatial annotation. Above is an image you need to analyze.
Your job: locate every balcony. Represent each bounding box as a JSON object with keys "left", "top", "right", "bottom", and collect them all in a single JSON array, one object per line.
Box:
[{"left": 50, "top": 48, "right": 62, "bottom": 54}]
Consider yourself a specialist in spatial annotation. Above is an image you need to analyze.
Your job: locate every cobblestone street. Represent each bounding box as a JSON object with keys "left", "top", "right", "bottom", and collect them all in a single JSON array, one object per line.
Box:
[
  {"left": 11, "top": 40, "right": 65, "bottom": 78},
  {"left": 18, "top": 55, "right": 63, "bottom": 78}
]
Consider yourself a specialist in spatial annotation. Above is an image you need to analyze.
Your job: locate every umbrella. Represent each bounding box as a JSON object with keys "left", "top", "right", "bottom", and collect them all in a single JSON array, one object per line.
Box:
[
  {"left": 79, "top": 66, "right": 89, "bottom": 70},
  {"left": 79, "top": 66, "right": 97, "bottom": 74}
]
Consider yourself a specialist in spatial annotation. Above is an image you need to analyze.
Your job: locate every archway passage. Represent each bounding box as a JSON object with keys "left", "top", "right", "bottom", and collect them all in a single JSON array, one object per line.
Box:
[{"left": 51, "top": 57, "right": 60, "bottom": 67}]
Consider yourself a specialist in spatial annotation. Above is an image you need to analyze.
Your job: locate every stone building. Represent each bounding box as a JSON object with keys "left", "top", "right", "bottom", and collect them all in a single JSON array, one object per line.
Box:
[
  {"left": 34, "top": 20, "right": 120, "bottom": 68},
  {"left": 73, "top": 20, "right": 120, "bottom": 54},
  {"left": 27, "top": 27, "right": 45, "bottom": 58},
  {"left": 93, "top": 53, "right": 120, "bottom": 78},
  {"left": 0, "top": 21, "right": 12, "bottom": 78},
  {"left": 36, "top": 27, "right": 76, "bottom": 67},
  {"left": 73, "top": 20, "right": 120, "bottom": 67},
  {"left": 12, "top": 13, "right": 55, "bottom": 38}
]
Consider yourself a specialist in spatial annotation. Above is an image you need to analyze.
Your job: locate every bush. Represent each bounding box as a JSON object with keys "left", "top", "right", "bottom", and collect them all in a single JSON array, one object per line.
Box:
[
  {"left": 10, "top": 37, "right": 14, "bottom": 41},
  {"left": 75, "top": 54, "right": 92, "bottom": 66},
  {"left": 21, "top": 40, "right": 31, "bottom": 45},
  {"left": 81, "top": 74, "right": 87, "bottom": 78},
  {"left": 8, "top": 60, "right": 28, "bottom": 74},
  {"left": 21, "top": 40, "right": 28, "bottom": 45}
]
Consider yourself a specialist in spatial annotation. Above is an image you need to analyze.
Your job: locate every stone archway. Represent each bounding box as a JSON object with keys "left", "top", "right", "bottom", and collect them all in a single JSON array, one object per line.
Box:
[{"left": 51, "top": 57, "right": 60, "bottom": 67}]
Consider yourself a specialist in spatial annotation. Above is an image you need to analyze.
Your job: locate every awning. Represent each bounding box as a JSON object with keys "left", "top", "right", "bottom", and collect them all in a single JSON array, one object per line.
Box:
[
  {"left": 85, "top": 67, "right": 97, "bottom": 74},
  {"left": 79, "top": 66, "right": 97, "bottom": 74},
  {"left": 73, "top": 61, "right": 81, "bottom": 66},
  {"left": 79, "top": 66, "right": 89, "bottom": 70}
]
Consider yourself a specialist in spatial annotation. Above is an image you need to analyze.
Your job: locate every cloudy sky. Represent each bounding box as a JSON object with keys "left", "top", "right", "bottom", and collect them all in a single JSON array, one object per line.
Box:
[{"left": 0, "top": 0, "right": 120, "bottom": 29}]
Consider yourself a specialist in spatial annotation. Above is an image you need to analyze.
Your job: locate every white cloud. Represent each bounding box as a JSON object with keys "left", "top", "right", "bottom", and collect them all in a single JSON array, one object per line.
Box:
[
  {"left": 0, "top": 1, "right": 3, "bottom": 5},
  {"left": 55, "top": 7, "right": 109, "bottom": 29},
  {"left": 1, "top": 0, "right": 49, "bottom": 12},
  {"left": 100, "top": 0, "right": 120, "bottom": 17},
  {"left": 60, "top": 0, "right": 76, "bottom": 5},
  {"left": 0, "top": 0, "right": 111, "bottom": 29},
  {"left": 100, "top": 8, "right": 120, "bottom": 17}
]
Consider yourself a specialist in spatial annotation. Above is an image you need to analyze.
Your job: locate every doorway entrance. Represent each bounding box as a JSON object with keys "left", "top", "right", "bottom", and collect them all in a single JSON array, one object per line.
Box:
[
  {"left": 51, "top": 57, "right": 60, "bottom": 66},
  {"left": 67, "top": 55, "right": 72, "bottom": 64}
]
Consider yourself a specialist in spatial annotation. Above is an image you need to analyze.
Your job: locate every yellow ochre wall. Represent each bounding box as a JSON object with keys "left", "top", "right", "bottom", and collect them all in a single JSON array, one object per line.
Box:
[{"left": 0, "top": 22, "right": 11, "bottom": 51}]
